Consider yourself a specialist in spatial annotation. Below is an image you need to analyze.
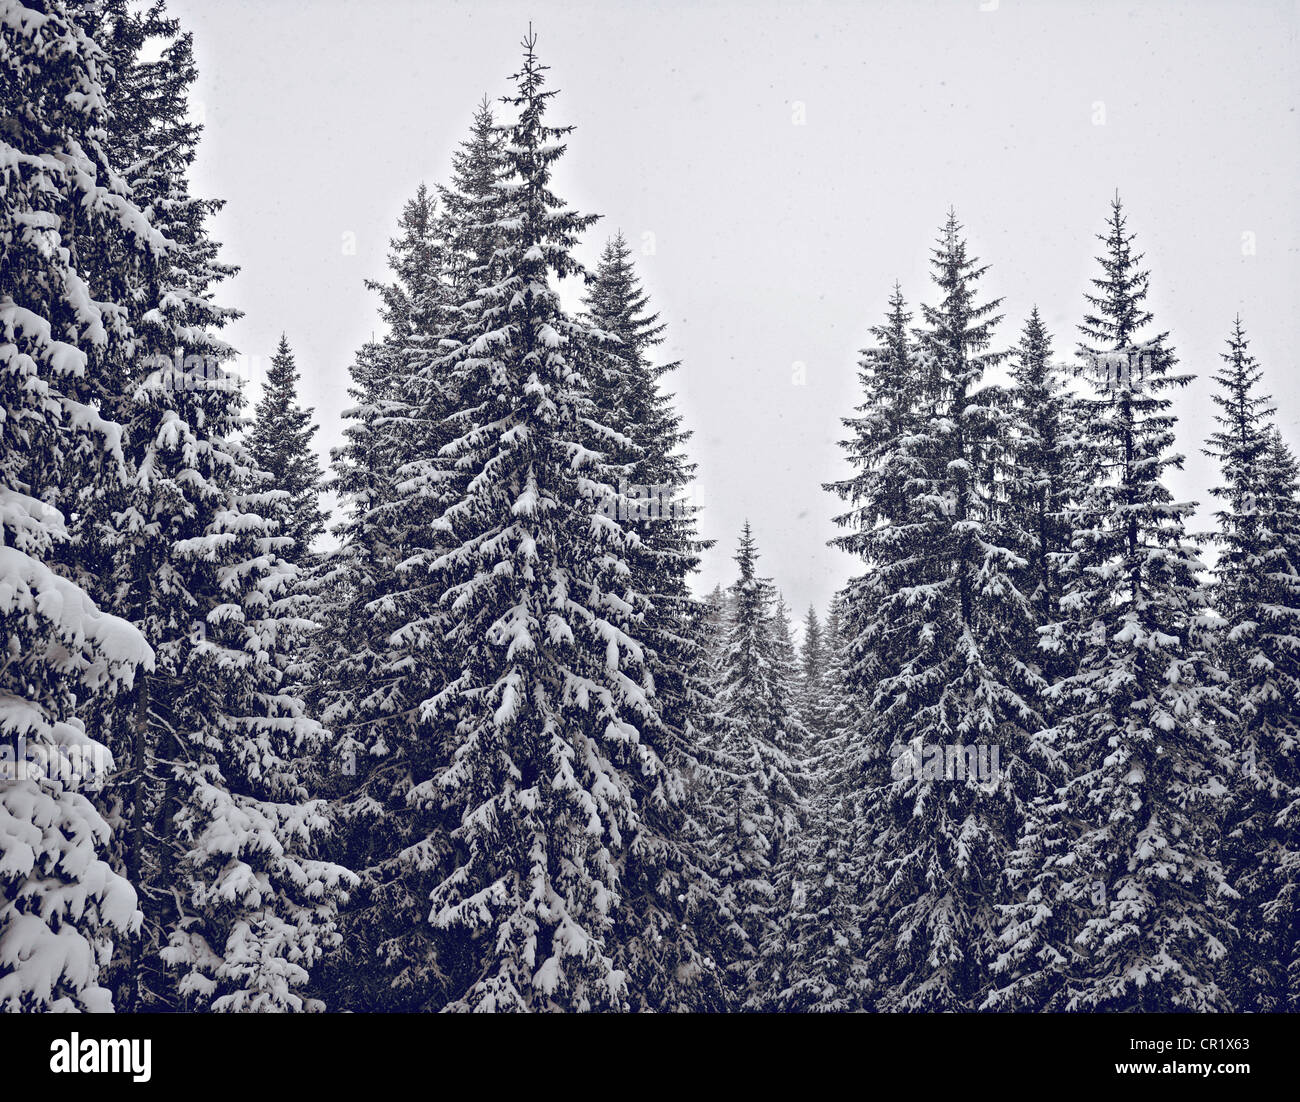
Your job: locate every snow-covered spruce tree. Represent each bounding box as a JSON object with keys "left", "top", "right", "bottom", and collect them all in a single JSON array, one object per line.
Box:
[
  {"left": 778, "top": 596, "right": 871, "bottom": 1011},
  {"left": 750, "top": 594, "right": 812, "bottom": 1008},
  {"left": 580, "top": 230, "right": 723, "bottom": 1010},
  {"left": 795, "top": 605, "right": 832, "bottom": 739},
  {"left": 686, "top": 580, "right": 740, "bottom": 964},
  {"left": 36, "top": 0, "right": 356, "bottom": 1011},
  {"left": 823, "top": 283, "right": 924, "bottom": 1010},
  {"left": 313, "top": 182, "right": 460, "bottom": 1011},
  {"left": 316, "top": 116, "right": 511, "bottom": 1010},
  {"left": 0, "top": 0, "right": 157, "bottom": 1010},
  {"left": 1245, "top": 427, "right": 1300, "bottom": 1009},
  {"left": 822, "top": 595, "right": 873, "bottom": 1007},
  {"left": 244, "top": 334, "right": 325, "bottom": 564},
  {"left": 828, "top": 213, "right": 1048, "bottom": 1011},
  {"left": 981, "top": 309, "right": 1085, "bottom": 963},
  {"left": 0, "top": 447, "right": 150, "bottom": 1014},
  {"left": 988, "top": 196, "right": 1231, "bottom": 1012},
  {"left": 826, "top": 282, "right": 923, "bottom": 707},
  {"left": 1005, "top": 307, "right": 1081, "bottom": 647},
  {"left": 410, "top": 33, "right": 683, "bottom": 1011},
  {"left": 1204, "top": 319, "right": 1300, "bottom": 1011},
  {"left": 240, "top": 332, "right": 325, "bottom": 771},
  {"left": 704, "top": 524, "right": 808, "bottom": 1009}
]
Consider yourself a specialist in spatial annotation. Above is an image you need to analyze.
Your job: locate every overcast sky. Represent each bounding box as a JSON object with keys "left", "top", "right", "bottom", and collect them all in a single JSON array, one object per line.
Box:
[{"left": 170, "top": 0, "right": 1299, "bottom": 624}]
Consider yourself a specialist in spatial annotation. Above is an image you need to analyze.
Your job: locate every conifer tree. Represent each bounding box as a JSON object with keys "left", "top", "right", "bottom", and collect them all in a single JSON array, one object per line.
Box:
[
  {"left": 796, "top": 605, "right": 833, "bottom": 739},
  {"left": 1006, "top": 307, "right": 1080, "bottom": 642},
  {"left": 779, "top": 597, "right": 869, "bottom": 1011},
  {"left": 989, "top": 196, "right": 1230, "bottom": 1012},
  {"left": 1204, "top": 320, "right": 1300, "bottom": 1011},
  {"left": 706, "top": 525, "right": 807, "bottom": 1008},
  {"left": 581, "top": 231, "right": 723, "bottom": 1009},
  {"left": 321, "top": 186, "right": 447, "bottom": 766},
  {"left": 314, "top": 182, "right": 457, "bottom": 1011},
  {"left": 830, "top": 214, "right": 1047, "bottom": 1010},
  {"left": 41, "top": 0, "right": 356, "bottom": 1012},
  {"left": 318, "top": 107, "right": 510, "bottom": 1009},
  {"left": 0, "top": 0, "right": 156, "bottom": 1010},
  {"left": 415, "top": 32, "right": 683, "bottom": 1011},
  {"left": 245, "top": 335, "right": 326, "bottom": 563},
  {"left": 437, "top": 96, "right": 506, "bottom": 297},
  {"left": 826, "top": 283, "right": 922, "bottom": 704},
  {"left": 751, "top": 595, "right": 811, "bottom": 1006}
]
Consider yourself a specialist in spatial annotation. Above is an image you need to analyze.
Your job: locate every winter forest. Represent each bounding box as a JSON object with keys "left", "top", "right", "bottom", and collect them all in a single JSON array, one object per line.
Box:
[{"left": 2, "top": 0, "right": 1297, "bottom": 1016}]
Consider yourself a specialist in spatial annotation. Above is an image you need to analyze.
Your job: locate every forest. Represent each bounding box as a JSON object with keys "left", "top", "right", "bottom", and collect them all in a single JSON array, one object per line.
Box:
[{"left": 1, "top": 0, "right": 1296, "bottom": 1014}]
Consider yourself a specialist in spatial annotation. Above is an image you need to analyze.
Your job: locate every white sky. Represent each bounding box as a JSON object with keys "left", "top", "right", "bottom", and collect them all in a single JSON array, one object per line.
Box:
[{"left": 171, "top": 0, "right": 1300, "bottom": 623}]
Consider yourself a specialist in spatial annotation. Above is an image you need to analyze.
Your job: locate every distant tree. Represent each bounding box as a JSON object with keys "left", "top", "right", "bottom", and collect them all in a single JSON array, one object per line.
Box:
[
  {"left": 1204, "top": 319, "right": 1300, "bottom": 1012},
  {"left": 705, "top": 525, "right": 808, "bottom": 1008},
  {"left": 245, "top": 335, "right": 326, "bottom": 562}
]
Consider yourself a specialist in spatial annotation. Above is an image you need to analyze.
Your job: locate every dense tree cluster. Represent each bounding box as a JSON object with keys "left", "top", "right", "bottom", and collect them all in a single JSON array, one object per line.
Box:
[{"left": 1, "top": 2, "right": 1293, "bottom": 1012}]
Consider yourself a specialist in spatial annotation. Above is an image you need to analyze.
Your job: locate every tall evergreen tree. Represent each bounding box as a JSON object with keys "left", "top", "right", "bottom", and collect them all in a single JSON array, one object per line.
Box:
[
  {"left": 1204, "top": 320, "right": 1300, "bottom": 1011},
  {"left": 826, "top": 283, "right": 923, "bottom": 708},
  {"left": 415, "top": 32, "right": 683, "bottom": 1011},
  {"left": 581, "top": 231, "right": 722, "bottom": 1010},
  {"left": 830, "top": 213, "right": 1047, "bottom": 1010},
  {"left": 314, "top": 182, "right": 457, "bottom": 1011},
  {"left": 989, "top": 196, "right": 1230, "bottom": 1011},
  {"left": 48, "top": 0, "right": 355, "bottom": 1012},
  {"left": 0, "top": 0, "right": 156, "bottom": 1010},
  {"left": 317, "top": 107, "right": 510, "bottom": 1010},
  {"left": 1006, "top": 307, "right": 1080, "bottom": 644},
  {"left": 796, "top": 605, "right": 833, "bottom": 739},
  {"left": 437, "top": 96, "right": 506, "bottom": 298},
  {"left": 750, "top": 593, "right": 815, "bottom": 1008}
]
